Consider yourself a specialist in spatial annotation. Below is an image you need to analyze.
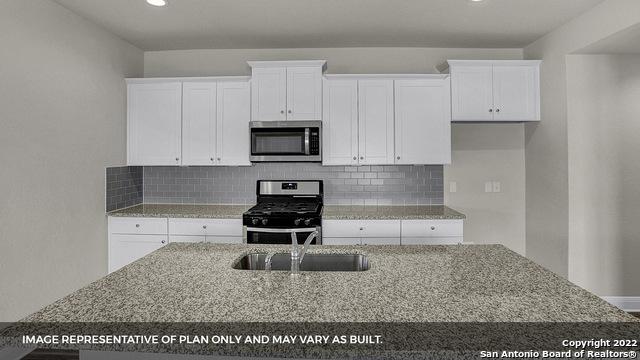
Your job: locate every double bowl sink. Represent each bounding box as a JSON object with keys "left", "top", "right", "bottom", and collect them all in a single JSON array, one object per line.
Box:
[{"left": 234, "top": 253, "right": 369, "bottom": 272}]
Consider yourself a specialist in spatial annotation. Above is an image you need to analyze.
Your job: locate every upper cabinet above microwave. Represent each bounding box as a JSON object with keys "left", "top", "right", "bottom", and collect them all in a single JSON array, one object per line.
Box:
[
  {"left": 248, "top": 60, "right": 326, "bottom": 122},
  {"left": 446, "top": 60, "right": 541, "bottom": 122}
]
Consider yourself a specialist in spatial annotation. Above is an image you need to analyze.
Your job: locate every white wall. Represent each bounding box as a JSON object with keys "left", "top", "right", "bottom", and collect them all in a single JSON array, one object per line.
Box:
[
  {"left": 0, "top": 0, "right": 143, "bottom": 321},
  {"left": 145, "top": 47, "right": 527, "bottom": 255},
  {"left": 566, "top": 54, "right": 640, "bottom": 296},
  {"left": 523, "top": 0, "right": 640, "bottom": 277}
]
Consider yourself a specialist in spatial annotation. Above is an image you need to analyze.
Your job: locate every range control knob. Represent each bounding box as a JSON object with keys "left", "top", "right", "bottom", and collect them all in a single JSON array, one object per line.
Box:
[
  {"left": 251, "top": 218, "right": 259, "bottom": 225},
  {"left": 304, "top": 219, "right": 312, "bottom": 226},
  {"left": 294, "top": 219, "right": 302, "bottom": 226},
  {"left": 261, "top": 219, "right": 269, "bottom": 226}
]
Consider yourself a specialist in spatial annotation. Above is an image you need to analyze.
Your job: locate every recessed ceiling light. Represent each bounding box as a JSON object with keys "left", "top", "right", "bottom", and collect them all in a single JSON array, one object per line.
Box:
[
  {"left": 469, "top": 0, "right": 485, "bottom": 2},
  {"left": 146, "top": 0, "right": 167, "bottom": 7}
]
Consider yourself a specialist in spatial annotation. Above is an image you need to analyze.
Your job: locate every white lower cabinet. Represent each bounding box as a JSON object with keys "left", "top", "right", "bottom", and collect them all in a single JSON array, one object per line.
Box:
[
  {"left": 322, "top": 219, "right": 463, "bottom": 245},
  {"left": 108, "top": 217, "right": 169, "bottom": 273},
  {"left": 109, "top": 217, "right": 244, "bottom": 273}
]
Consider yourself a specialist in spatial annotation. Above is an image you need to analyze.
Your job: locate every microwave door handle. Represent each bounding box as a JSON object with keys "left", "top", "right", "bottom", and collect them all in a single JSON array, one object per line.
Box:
[{"left": 304, "top": 128, "right": 310, "bottom": 155}]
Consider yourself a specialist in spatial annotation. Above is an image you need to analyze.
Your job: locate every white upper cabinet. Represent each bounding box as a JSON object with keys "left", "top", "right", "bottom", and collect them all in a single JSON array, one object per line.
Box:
[
  {"left": 250, "top": 67, "right": 287, "bottom": 121},
  {"left": 322, "top": 79, "right": 359, "bottom": 166},
  {"left": 492, "top": 65, "right": 539, "bottom": 121},
  {"left": 216, "top": 81, "right": 251, "bottom": 166},
  {"left": 394, "top": 78, "right": 451, "bottom": 165},
  {"left": 127, "top": 77, "right": 250, "bottom": 166},
  {"left": 182, "top": 82, "right": 217, "bottom": 165},
  {"left": 127, "top": 82, "right": 182, "bottom": 166},
  {"left": 448, "top": 60, "right": 541, "bottom": 122},
  {"left": 358, "top": 79, "right": 395, "bottom": 165},
  {"left": 249, "top": 61, "right": 325, "bottom": 121}
]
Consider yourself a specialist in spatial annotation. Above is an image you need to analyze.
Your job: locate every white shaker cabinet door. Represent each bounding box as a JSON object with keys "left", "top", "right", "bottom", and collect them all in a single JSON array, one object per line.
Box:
[
  {"left": 394, "top": 79, "right": 451, "bottom": 165},
  {"left": 358, "top": 79, "right": 395, "bottom": 165},
  {"left": 127, "top": 82, "right": 182, "bottom": 165},
  {"left": 286, "top": 66, "right": 322, "bottom": 120},
  {"left": 216, "top": 81, "right": 251, "bottom": 166},
  {"left": 322, "top": 79, "right": 359, "bottom": 165},
  {"left": 251, "top": 67, "right": 287, "bottom": 121},
  {"left": 109, "top": 234, "right": 167, "bottom": 273},
  {"left": 450, "top": 66, "right": 494, "bottom": 121},
  {"left": 492, "top": 65, "right": 540, "bottom": 121},
  {"left": 182, "top": 82, "right": 217, "bottom": 166}
]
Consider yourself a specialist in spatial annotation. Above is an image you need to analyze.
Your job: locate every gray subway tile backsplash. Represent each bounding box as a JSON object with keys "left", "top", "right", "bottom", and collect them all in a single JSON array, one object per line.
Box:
[
  {"left": 142, "top": 163, "right": 443, "bottom": 206},
  {"left": 105, "top": 166, "right": 143, "bottom": 212}
]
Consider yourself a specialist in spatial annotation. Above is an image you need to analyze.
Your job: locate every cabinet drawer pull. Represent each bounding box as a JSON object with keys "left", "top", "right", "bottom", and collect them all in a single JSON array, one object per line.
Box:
[
  {"left": 203, "top": 225, "right": 207, "bottom": 229},
  {"left": 135, "top": 224, "right": 140, "bottom": 228},
  {"left": 359, "top": 227, "right": 364, "bottom": 231},
  {"left": 430, "top": 226, "right": 436, "bottom": 231},
  {"left": 161, "top": 240, "right": 166, "bottom": 244},
  {"left": 353, "top": 156, "right": 357, "bottom": 160},
  {"left": 489, "top": 109, "right": 493, "bottom": 113}
]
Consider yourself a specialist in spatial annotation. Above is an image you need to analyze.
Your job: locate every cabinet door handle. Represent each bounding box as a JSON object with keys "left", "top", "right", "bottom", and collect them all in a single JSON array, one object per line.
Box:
[
  {"left": 489, "top": 109, "right": 493, "bottom": 113},
  {"left": 360, "top": 156, "right": 364, "bottom": 160},
  {"left": 430, "top": 226, "right": 436, "bottom": 231},
  {"left": 203, "top": 225, "right": 207, "bottom": 229},
  {"left": 217, "top": 157, "right": 221, "bottom": 161},
  {"left": 175, "top": 157, "right": 180, "bottom": 161},
  {"left": 359, "top": 227, "right": 364, "bottom": 231},
  {"left": 161, "top": 240, "right": 166, "bottom": 244},
  {"left": 397, "top": 156, "right": 401, "bottom": 160},
  {"left": 280, "top": 110, "right": 285, "bottom": 114},
  {"left": 288, "top": 110, "right": 292, "bottom": 114},
  {"left": 496, "top": 109, "right": 500, "bottom": 113},
  {"left": 353, "top": 156, "right": 357, "bottom": 160},
  {"left": 135, "top": 224, "right": 140, "bottom": 228},
  {"left": 210, "top": 158, "right": 214, "bottom": 162}
]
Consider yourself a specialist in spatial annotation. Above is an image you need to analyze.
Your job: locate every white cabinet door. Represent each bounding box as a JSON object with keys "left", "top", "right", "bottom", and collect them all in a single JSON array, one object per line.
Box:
[
  {"left": 450, "top": 66, "right": 494, "bottom": 121},
  {"left": 322, "top": 79, "right": 359, "bottom": 165},
  {"left": 182, "top": 82, "right": 217, "bottom": 166},
  {"left": 286, "top": 67, "right": 322, "bottom": 120},
  {"left": 109, "top": 234, "right": 167, "bottom": 273},
  {"left": 394, "top": 79, "right": 451, "bottom": 165},
  {"left": 216, "top": 81, "right": 251, "bottom": 165},
  {"left": 251, "top": 67, "right": 287, "bottom": 121},
  {"left": 492, "top": 65, "right": 540, "bottom": 121},
  {"left": 323, "top": 238, "right": 361, "bottom": 245},
  {"left": 358, "top": 80, "right": 395, "bottom": 165},
  {"left": 127, "top": 82, "right": 182, "bottom": 165}
]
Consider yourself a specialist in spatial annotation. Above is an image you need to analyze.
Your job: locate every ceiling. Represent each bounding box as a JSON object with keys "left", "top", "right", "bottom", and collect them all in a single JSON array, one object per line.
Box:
[{"left": 54, "top": 0, "right": 604, "bottom": 51}]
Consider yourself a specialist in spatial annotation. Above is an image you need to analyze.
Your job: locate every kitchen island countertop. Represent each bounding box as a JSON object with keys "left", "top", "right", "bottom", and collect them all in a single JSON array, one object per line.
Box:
[{"left": 21, "top": 243, "right": 634, "bottom": 323}]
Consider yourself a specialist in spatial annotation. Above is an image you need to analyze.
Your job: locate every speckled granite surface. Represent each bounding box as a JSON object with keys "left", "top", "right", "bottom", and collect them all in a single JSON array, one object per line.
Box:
[
  {"left": 22, "top": 244, "right": 634, "bottom": 322},
  {"left": 323, "top": 205, "right": 466, "bottom": 220},
  {"left": 109, "top": 204, "right": 466, "bottom": 220},
  {"left": 108, "top": 204, "right": 251, "bottom": 219}
]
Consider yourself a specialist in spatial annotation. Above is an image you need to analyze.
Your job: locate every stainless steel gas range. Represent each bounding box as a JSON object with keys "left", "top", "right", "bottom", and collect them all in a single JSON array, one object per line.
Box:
[{"left": 242, "top": 180, "right": 323, "bottom": 245}]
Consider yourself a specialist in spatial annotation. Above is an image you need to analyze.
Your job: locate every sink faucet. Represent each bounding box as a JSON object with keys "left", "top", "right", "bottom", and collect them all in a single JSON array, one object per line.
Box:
[{"left": 290, "top": 230, "right": 319, "bottom": 275}]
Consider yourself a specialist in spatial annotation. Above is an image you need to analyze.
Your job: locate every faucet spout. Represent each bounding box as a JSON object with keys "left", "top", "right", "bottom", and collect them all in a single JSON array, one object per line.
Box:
[{"left": 290, "top": 230, "right": 319, "bottom": 275}]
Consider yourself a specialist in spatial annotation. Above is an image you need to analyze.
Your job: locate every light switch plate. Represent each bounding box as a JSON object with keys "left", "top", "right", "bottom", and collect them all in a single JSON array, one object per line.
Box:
[
  {"left": 449, "top": 181, "right": 457, "bottom": 193},
  {"left": 484, "top": 182, "right": 493, "bottom": 193},
  {"left": 492, "top": 181, "right": 501, "bottom": 193}
]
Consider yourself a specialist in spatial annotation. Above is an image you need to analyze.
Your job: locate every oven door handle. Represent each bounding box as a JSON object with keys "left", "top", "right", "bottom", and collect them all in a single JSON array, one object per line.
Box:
[
  {"left": 304, "top": 128, "right": 310, "bottom": 155},
  {"left": 246, "top": 227, "right": 317, "bottom": 233}
]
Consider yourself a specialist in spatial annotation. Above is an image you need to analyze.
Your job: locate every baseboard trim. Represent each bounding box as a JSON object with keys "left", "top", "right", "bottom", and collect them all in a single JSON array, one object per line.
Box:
[{"left": 602, "top": 296, "right": 640, "bottom": 312}]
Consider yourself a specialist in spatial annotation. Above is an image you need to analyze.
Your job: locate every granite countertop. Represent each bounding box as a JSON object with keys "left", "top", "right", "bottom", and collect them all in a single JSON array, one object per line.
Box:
[
  {"left": 108, "top": 204, "right": 251, "bottom": 219},
  {"left": 323, "top": 205, "right": 466, "bottom": 220},
  {"left": 22, "top": 244, "right": 633, "bottom": 323},
  {"left": 109, "top": 204, "right": 466, "bottom": 220}
]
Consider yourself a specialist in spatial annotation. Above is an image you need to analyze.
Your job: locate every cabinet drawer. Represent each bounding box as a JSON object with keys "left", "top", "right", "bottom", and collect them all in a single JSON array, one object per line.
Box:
[
  {"left": 322, "top": 237, "right": 361, "bottom": 245},
  {"left": 169, "top": 218, "right": 242, "bottom": 236},
  {"left": 362, "top": 237, "right": 400, "bottom": 245},
  {"left": 109, "top": 217, "right": 168, "bottom": 235},
  {"left": 401, "top": 220, "right": 463, "bottom": 238},
  {"left": 323, "top": 220, "right": 401, "bottom": 238},
  {"left": 401, "top": 236, "right": 463, "bottom": 245},
  {"left": 207, "top": 236, "right": 243, "bottom": 244},
  {"left": 170, "top": 235, "right": 205, "bottom": 243}
]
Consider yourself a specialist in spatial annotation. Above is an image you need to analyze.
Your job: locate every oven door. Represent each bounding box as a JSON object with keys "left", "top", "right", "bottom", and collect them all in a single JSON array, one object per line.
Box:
[
  {"left": 250, "top": 121, "right": 321, "bottom": 162},
  {"left": 245, "top": 227, "right": 322, "bottom": 245}
]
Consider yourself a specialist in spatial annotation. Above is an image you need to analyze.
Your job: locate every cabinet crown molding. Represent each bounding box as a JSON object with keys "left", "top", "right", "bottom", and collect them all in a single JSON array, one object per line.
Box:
[
  {"left": 247, "top": 60, "right": 327, "bottom": 70},
  {"left": 126, "top": 76, "right": 250, "bottom": 84}
]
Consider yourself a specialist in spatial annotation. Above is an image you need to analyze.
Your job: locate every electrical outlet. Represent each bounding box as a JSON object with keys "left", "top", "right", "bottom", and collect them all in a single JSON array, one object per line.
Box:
[
  {"left": 449, "top": 181, "right": 457, "bottom": 193},
  {"left": 492, "top": 181, "right": 501, "bottom": 193},
  {"left": 484, "top": 182, "right": 493, "bottom": 193}
]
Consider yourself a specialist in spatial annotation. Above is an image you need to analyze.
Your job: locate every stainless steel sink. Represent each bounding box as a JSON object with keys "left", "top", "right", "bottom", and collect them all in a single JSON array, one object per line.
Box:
[{"left": 233, "top": 253, "right": 369, "bottom": 272}]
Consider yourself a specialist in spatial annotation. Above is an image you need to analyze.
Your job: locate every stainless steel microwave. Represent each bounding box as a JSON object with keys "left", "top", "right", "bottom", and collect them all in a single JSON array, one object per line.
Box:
[{"left": 250, "top": 121, "right": 322, "bottom": 162}]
